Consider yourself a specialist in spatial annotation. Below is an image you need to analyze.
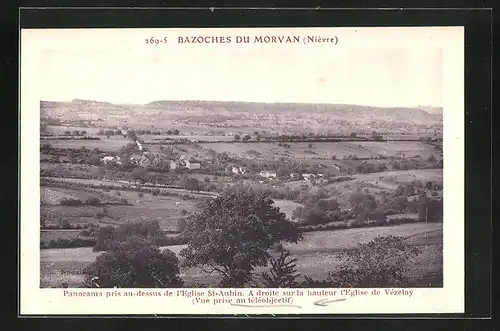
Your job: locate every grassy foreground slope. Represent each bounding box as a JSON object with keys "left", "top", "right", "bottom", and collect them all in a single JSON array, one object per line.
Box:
[{"left": 40, "top": 222, "right": 442, "bottom": 288}]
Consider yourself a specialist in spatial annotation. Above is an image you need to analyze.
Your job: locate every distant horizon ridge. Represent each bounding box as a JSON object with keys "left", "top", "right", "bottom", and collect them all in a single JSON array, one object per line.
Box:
[{"left": 40, "top": 98, "right": 443, "bottom": 110}]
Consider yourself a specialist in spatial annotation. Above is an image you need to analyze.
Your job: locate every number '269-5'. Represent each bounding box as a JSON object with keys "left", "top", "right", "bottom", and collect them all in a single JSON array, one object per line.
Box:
[{"left": 145, "top": 37, "right": 168, "bottom": 45}]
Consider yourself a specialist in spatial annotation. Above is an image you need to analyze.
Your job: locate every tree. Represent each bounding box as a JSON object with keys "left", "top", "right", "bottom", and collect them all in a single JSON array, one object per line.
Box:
[
  {"left": 83, "top": 240, "right": 183, "bottom": 288},
  {"left": 182, "top": 177, "right": 201, "bottom": 192},
  {"left": 261, "top": 250, "right": 299, "bottom": 288},
  {"left": 242, "top": 135, "right": 251, "bottom": 142},
  {"left": 390, "top": 196, "right": 409, "bottom": 214},
  {"left": 58, "top": 218, "right": 71, "bottom": 229},
  {"left": 417, "top": 197, "right": 443, "bottom": 222},
  {"left": 294, "top": 198, "right": 340, "bottom": 225},
  {"left": 126, "top": 130, "right": 138, "bottom": 141},
  {"left": 172, "top": 129, "right": 180, "bottom": 135},
  {"left": 234, "top": 134, "right": 241, "bottom": 141},
  {"left": 131, "top": 167, "right": 147, "bottom": 184},
  {"left": 180, "top": 189, "right": 303, "bottom": 287},
  {"left": 349, "top": 193, "right": 377, "bottom": 222},
  {"left": 349, "top": 132, "right": 357, "bottom": 138},
  {"left": 329, "top": 235, "right": 421, "bottom": 287},
  {"left": 395, "top": 184, "right": 415, "bottom": 197}
]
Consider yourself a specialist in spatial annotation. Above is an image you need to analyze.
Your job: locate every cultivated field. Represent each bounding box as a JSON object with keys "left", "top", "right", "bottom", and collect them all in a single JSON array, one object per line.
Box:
[
  {"left": 197, "top": 141, "right": 441, "bottom": 160},
  {"left": 40, "top": 222, "right": 442, "bottom": 288},
  {"left": 44, "top": 139, "right": 128, "bottom": 151},
  {"left": 41, "top": 185, "right": 198, "bottom": 230},
  {"left": 41, "top": 186, "right": 124, "bottom": 205}
]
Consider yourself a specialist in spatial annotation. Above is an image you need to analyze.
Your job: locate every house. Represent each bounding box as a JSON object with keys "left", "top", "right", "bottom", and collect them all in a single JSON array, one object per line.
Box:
[
  {"left": 139, "top": 155, "right": 151, "bottom": 167},
  {"left": 129, "top": 154, "right": 143, "bottom": 165},
  {"left": 302, "top": 173, "right": 316, "bottom": 181},
  {"left": 290, "top": 173, "right": 301, "bottom": 179},
  {"left": 185, "top": 159, "right": 201, "bottom": 170},
  {"left": 259, "top": 170, "right": 277, "bottom": 179},
  {"left": 101, "top": 155, "right": 121, "bottom": 165},
  {"left": 232, "top": 166, "right": 246, "bottom": 175},
  {"left": 101, "top": 156, "right": 115, "bottom": 164},
  {"left": 169, "top": 160, "right": 177, "bottom": 170}
]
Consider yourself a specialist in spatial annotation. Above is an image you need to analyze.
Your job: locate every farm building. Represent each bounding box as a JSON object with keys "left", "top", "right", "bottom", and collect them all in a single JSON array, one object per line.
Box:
[
  {"left": 129, "top": 154, "right": 143, "bottom": 165},
  {"left": 139, "top": 155, "right": 152, "bottom": 167},
  {"left": 101, "top": 155, "right": 122, "bottom": 165},
  {"left": 259, "top": 170, "right": 277, "bottom": 179},
  {"left": 302, "top": 173, "right": 316, "bottom": 181},
  {"left": 169, "top": 160, "right": 177, "bottom": 170},
  {"left": 386, "top": 213, "right": 420, "bottom": 222},
  {"left": 185, "top": 159, "right": 201, "bottom": 170},
  {"left": 231, "top": 166, "right": 247, "bottom": 175}
]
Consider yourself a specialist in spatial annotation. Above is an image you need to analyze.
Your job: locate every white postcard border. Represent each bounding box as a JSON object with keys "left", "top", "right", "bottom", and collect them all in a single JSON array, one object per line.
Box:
[{"left": 20, "top": 26, "right": 464, "bottom": 315}]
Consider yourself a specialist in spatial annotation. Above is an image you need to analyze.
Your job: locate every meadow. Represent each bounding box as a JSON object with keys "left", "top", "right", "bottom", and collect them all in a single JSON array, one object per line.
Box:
[
  {"left": 40, "top": 222, "right": 442, "bottom": 288},
  {"left": 197, "top": 141, "right": 441, "bottom": 160},
  {"left": 41, "top": 185, "right": 198, "bottom": 230}
]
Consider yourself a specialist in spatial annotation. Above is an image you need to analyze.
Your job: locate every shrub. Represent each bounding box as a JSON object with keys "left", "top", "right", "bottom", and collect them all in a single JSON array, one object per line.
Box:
[
  {"left": 44, "top": 237, "right": 97, "bottom": 249},
  {"left": 86, "top": 197, "right": 101, "bottom": 206},
  {"left": 58, "top": 219, "right": 71, "bottom": 229},
  {"left": 329, "top": 235, "right": 421, "bottom": 287},
  {"left": 83, "top": 242, "right": 183, "bottom": 288},
  {"left": 138, "top": 192, "right": 144, "bottom": 198},
  {"left": 60, "top": 198, "right": 83, "bottom": 206},
  {"left": 261, "top": 250, "right": 299, "bottom": 288}
]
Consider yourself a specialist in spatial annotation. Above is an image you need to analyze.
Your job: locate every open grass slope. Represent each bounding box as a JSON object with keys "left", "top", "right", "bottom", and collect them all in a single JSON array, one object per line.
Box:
[
  {"left": 40, "top": 222, "right": 442, "bottom": 288},
  {"left": 41, "top": 186, "right": 125, "bottom": 205},
  {"left": 196, "top": 141, "right": 441, "bottom": 161},
  {"left": 41, "top": 180, "right": 199, "bottom": 230}
]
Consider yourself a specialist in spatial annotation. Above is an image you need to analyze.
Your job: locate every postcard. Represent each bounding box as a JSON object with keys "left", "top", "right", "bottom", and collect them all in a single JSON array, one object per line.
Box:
[{"left": 20, "top": 26, "right": 464, "bottom": 315}]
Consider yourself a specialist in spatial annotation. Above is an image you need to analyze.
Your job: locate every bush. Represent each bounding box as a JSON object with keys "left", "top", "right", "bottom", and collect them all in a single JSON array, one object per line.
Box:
[
  {"left": 58, "top": 219, "right": 71, "bottom": 229},
  {"left": 261, "top": 250, "right": 299, "bottom": 288},
  {"left": 60, "top": 198, "right": 83, "bottom": 206},
  {"left": 86, "top": 197, "right": 101, "bottom": 206},
  {"left": 138, "top": 192, "right": 144, "bottom": 198},
  {"left": 44, "top": 237, "right": 97, "bottom": 249},
  {"left": 83, "top": 242, "right": 183, "bottom": 288},
  {"left": 329, "top": 235, "right": 421, "bottom": 287}
]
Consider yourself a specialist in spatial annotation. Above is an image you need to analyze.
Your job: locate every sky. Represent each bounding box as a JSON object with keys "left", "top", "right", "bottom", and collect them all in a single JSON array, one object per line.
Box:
[{"left": 39, "top": 39, "right": 443, "bottom": 107}]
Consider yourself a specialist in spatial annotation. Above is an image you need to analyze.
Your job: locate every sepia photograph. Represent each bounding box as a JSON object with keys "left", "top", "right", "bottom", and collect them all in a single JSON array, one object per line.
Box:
[{"left": 21, "top": 26, "right": 464, "bottom": 314}]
